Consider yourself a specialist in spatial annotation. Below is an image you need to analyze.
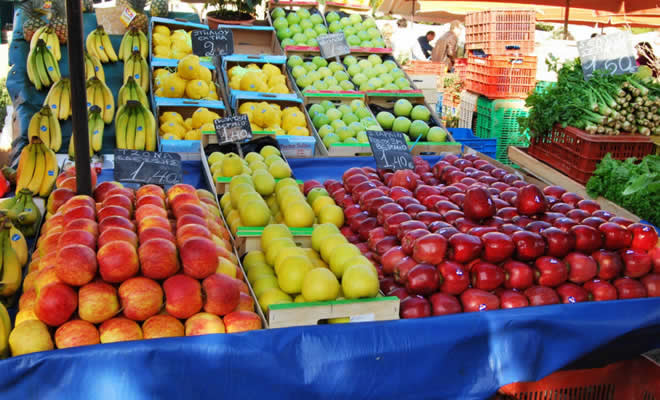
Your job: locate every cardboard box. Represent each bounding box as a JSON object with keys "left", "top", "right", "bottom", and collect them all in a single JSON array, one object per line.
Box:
[
  {"left": 221, "top": 55, "right": 300, "bottom": 104},
  {"left": 215, "top": 24, "right": 284, "bottom": 57},
  {"left": 148, "top": 17, "right": 209, "bottom": 64}
]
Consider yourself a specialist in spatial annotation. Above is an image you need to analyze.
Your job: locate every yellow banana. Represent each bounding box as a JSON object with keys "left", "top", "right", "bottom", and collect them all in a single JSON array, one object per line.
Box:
[
  {"left": 41, "top": 44, "right": 61, "bottom": 85},
  {"left": 44, "top": 29, "right": 61, "bottom": 61},
  {"left": 37, "top": 107, "right": 51, "bottom": 148},
  {"left": 126, "top": 106, "right": 137, "bottom": 150},
  {"left": 98, "top": 27, "right": 117, "bottom": 62},
  {"left": 0, "top": 232, "right": 22, "bottom": 297},
  {"left": 26, "top": 143, "right": 45, "bottom": 195},
  {"left": 91, "top": 108, "right": 104, "bottom": 153},
  {"left": 47, "top": 105, "right": 61, "bottom": 151},
  {"left": 38, "top": 145, "right": 58, "bottom": 198},
  {"left": 134, "top": 105, "right": 146, "bottom": 151},
  {"left": 43, "top": 79, "right": 63, "bottom": 119},
  {"left": 34, "top": 47, "right": 51, "bottom": 89},
  {"left": 118, "top": 30, "right": 130, "bottom": 61},
  {"left": 94, "top": 85, "right": 104, "bottom": 118},
  {"left": 0, "top": 300, "right": 10, "bottom": 358},
  {"left": 123, "top": 52, "right": 135, "bottom": 85},
  {"left": 15, "top": 145, "right": 35, "bottom": 193},
  {"left": 26, "top": 47, "right": 38, "bottom": 89},
  {"left": 30, "top": 25, "right": 48, "bottom": 50},
  {"left": 144, "top": 106, "right": 157, "bottom": 152},
  {"left": 137, "top": 30, "right": 148, "bottom": 59},
  {"left": 8, "top": 224, "right": 28, "bottom": 266},
  {"left": 92, "top": 31, "right": 109, "bottom": 63},
  {"left": 100, "top": 80, "right": 115, "bottom": 124},
  {"left": 138, "top": 54, "right": 149, "bottom": 92},
  {"left": 85, "top": 30, "right": 99, "bottom": 59},
  {"left": 115, "top": 105, "right": 129, "bottom": 149},
  {"left": 60, "top": 79, "right": 72, "bottom": 119},
  {"left": 27, "top": 111, "right": 41, "bottom": 142}
]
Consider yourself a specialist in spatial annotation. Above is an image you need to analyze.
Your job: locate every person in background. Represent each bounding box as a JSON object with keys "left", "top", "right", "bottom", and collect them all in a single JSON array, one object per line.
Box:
[
  {"left": 636, "top": 42, "right": 659, "bottom": 77},
  {"left": 431, "top": 20, "right": 461, "bottom": 71},
  {"left": 417, "top": 31, "right": 435, "bottom": 59},
  {"left": 391, "top": 19, "right": 415, "bottom": 65}
]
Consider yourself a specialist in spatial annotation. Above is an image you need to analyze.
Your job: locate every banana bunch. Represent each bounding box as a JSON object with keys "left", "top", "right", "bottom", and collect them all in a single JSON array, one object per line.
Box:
[
  {"left": 85, "top": 77, "right": 115, "bottom": 124},
  {"left": 0, "top": 219, "right": 25, "bottom": 298},
  {"left": 115, "top": 100, "right": 157, "bottom": 151},
  {"left": 0, "top": 190, "right": 41, "bottom": 238},
  {"left": 86, "top": 25, "right": 118, "bottom": 63},
  {"left": 15, "top": 138, "right": 59, "bottom": 197},
  {"left": 68, "top": 106, "right": 104, "bottom": 157},
  {"left": 30, "top": 25, "right": 61, "bottom": 61},
  {"left": 123, "top": 51, "right": 149, "bottom": 92},
  {"left": 27, "top": 106, "right": 62, "bottom": 152},
  {"left": 84, "top": 51, "right": 106, "bottom": 83},
  {"left": 43, "top": 78, "right": 71, "bottom": 120},
  {"left": 117, "top": 76, "right": 149, "bottom": 109},
  {"left": 118, "top": 27, "right": 148, "bottom": 61},
  {"left": 0, "top": 301, "right": 10, "bottom": 358},
  {"left": 26, "top": 39, "right": 61, "bottom": 91}
]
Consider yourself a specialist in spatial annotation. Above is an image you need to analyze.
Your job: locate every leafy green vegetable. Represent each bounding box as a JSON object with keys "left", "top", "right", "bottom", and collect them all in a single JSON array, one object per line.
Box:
[{"left": 586, "top": 154, "right": 660, "bottom": 225}]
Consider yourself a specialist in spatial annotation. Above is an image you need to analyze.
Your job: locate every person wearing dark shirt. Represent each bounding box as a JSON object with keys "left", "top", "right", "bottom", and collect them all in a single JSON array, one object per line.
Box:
[{"left": 417, "top": 31, "right": 435, "bottom": 59}]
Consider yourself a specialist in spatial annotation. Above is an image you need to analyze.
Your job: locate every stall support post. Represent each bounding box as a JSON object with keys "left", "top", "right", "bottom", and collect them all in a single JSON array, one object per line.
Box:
[{"left": 65, "top": 0, "right": 93, "bottom": 196}]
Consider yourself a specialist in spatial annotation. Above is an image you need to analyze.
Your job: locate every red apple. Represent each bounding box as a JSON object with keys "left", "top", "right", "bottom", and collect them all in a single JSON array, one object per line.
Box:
[
  {"left": 463, "top": 187, "right": 496, "bottom": 221},
  {"left": 502, "top": 260, "right": 534, "bottom": 290},
  {"left": 641, "top": 274, "right": 660, "bottom": 297},
  {"left": 543, "top": 185, "right": 566, "bottom": 198},
  {"left": 394, "top": 257, "right": 417, "bottom": 284},
  {"left": 613, "top": 277, "right": 647, "bottom": 299},
  {"left": 564, "top": 252, "right": 598, "bottom": 283},
  {"left": 467, "top": 226, "right": 498, "bottom": 237},
  {"left": 480, "top": 232, "right": 515, "bottom": 263},
  {"left": 429, "top": 293, "right": 462, "bottom": 315},
  {"left": 357, "top": 217, "right": 379, "bottom": 241},
  {"left": 583, "top": 279, "right": 618, "bottom": 301},
  {"left": 591, "top": 250, "right": 623, "bottom": 280},
  {"left": 437, "top": 261, "right": 469, "bottom": 295},
  {"left": 381, "top": 246, "right": 407, "bottom": 275},
  {"left": 524, "top": 286, "right": 560, "bottom": 306},
  {"left": 570, "top": 225, "right": 603, "bottom": 254},
  {"left": 460, "top": 288, "right": 500, "bottom": 312},
  {"left": 556, "top": 282, "right": 590, "bottom": 303},
  {"left": 581, "top": 217, "right": 607, "bottom": 228},
  {"left": 541, "top": 227, "right": 575, "bottom": 258},
  {"left": 516, "top": 184, "right": 547, "bottom": 216},
  {"left": 628, "top": 223, "right": 659, "bottom": 251},
  {"left": 416, "top": 211, "right": 443, "bottom": 226},
  {"left": 498, "top": 289, "right": 529, "bottom": 308},
  {"left": 651, "top": 247, "right": 660, "bottom": 273},
  {"left": 388, "top": 287, "right": 409, "bottom": 300},
  {"left": 599, "top": 222, "right": 632, "bottom": 250},
  {"left": 447, "top": 233, "right": 482, "bottom": 263},
  {"left": 621, "top": 249, "right": 652, "bottom": 278},
  {"left": 534, "top": 256, "right": 568, "bottom": 287},
  {"left": 405, "top": 264, "right": 439, "bottom": 295},
  {"left": 401, "top": 229, "right": 430, "bottom": 255},
  {"left": 400, "top": 295, "right": 431, "bottom": 319},
  {"left": 471, "top": 261, "right": 505, "bottom": 291},
  {"left": 412, "top": 234, "right": 447, "bottom": 264},
  {"left": 383, "top": 212, "right": 412, "bottom": 236},
  {"left": 560, "top": 192, "right": 583, "bottom": 206},
  {"left": 512, "top": 230, "right": 546, "bottom": 261},
  {"left": 566, "top": 209, "right": 591, "bottom": 222},
  {"left": 577, "top": 199, "right": 600, "bottom": 213},
  {"left": 377, "top": 203, "right": 404, "bottom": 225},
  {"left": 592, "top": 210, "right": 614, "bottom": 220},
  {"left": 609, "top": 216, "right": 634, "bottom": 227},
  {"left": 404, "top": 203, "right": 427, "bottom": 217},
  {"left": 397, "top": 220, "right": 428, "bottom": 240}
]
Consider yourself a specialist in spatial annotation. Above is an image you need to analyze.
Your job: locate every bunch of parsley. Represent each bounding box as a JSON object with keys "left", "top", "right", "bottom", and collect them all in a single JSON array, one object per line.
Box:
[{"left": 586, "top": 154, "right": 660, "bottom": 226}]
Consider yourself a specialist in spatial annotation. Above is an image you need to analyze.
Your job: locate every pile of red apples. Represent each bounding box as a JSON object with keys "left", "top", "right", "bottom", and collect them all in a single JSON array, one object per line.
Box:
[{"left": 310, "top": 155, "right": 660, "bottom": 319}]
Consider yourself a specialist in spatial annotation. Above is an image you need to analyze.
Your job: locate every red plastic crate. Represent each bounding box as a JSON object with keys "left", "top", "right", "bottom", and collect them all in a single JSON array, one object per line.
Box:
[
  {"left": 499, "top": 357, "right": 660, "bottom": 400},
  {"left": 466, "top": 54, "right": 537, "bottom": 99},
  {"left": 528, "top": 125, "right": 656, "bottom": 184},
  {"left": 465, "top": 9, "right": 535, "bottom": 55}
]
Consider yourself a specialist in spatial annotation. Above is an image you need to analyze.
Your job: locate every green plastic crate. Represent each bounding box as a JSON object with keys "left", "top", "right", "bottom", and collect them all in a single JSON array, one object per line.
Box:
[{"left": 475, "top": 97, "right": 530, "bottom": 165}]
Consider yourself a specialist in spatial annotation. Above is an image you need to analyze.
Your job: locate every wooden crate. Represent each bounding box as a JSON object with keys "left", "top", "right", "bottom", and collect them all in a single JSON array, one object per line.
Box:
[{"left": 234, "top": 226, "right": 312, "bottom": 255}]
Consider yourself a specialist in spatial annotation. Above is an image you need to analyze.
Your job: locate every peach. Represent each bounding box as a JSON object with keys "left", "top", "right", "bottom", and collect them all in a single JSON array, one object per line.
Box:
[
  {"left": 58, "top": 176, "right": 77, "bottom": 191},
  {"left": 176, "top": 225, "right": 212, "bottom": 247},
  {"left": 38, "top": 232, "right": 61, "bottom": 258},
  {"left": 14, "top": 309, "right": 39, "bottom": 327},
  {"left": 58, "top": 229, "right": 96, "bottom": 251},
  {"left": 170, "top": 193, "right": 201, "bottom": 212},
  {"left": 177, "top": 214, "right": 208, "bottom": 229},
  {"left": 55, "top": 244, "right": 97, "bottom": 286},
  {"left": 106, "top": 187, "right": 135, "bottom": 202},
  {"left": 99, "top": 215, "right": 136, "bottom": 233},
  {"left": 184, "top": 312, "right": 225, "bottom": 336},
  {"left": 39, "top": 250, "right": 59, "bottom": 271},
  {"left": 163, "top": 274, "right": 203, "bottom": 319},
  {"left": 98, "top": 241, "right": 139, "bottom": 283},
  {"left": 215, "top": 257, "right": 237, "bottom": 278},
  {"left": 202, "top": 273, "right": 240, "bottom": 316},
  {"left": 216, "top": 245, "right": 237, "bottom": 264},
  {"left": 139, "top": 238, "right": 179, "bottom": 280},
  {"left": 34, "top": 265, "right": 61, "bottom": 294},
  {"left": 135, "top": 204, "right": 168, "bottom": 224},
  {"left": 137, "top": 216, "right": 171, "bottom": 234},
  {"left": 47, "top": 188, "right": 76, "bottom": 214},
  {"left": 118, "top": 277, "right": 163, "bottom": 321},
  {"left": 196, "top": 189, "right": 215, "bottom": 202},
  {"left": 19, "top": 289, "right": 36, "bottom": 310},
  {"left": 42, "top": 214, "right": 66, "bottom": 235},
  {"left": 173, "top": 203, "right": 207, "bottom": 220},
  {"left": 202, "top": 201, "right": 221, "bottom": 215},
  {"left": 142, "top": 315, "right": 184, "bottom": 339},
  {"left": 139, "top": 227, "right": 176, "bottom": 245},
  {"left": 28, "top": 257, "right": 40, "bottom": 273},
  {"left": 55, "top": 320, "right": 100, "bottom": 349},
  {"left": 102, "top": 194, "right": 134, "bottom": 215},
  {"left": 98, "top": 227, "right": 138, "bottom": 248},
  {"left": 223, "top": 311, "right": 262, "bottom": 333},
  {"left": 237, "top": 280, "right": 249, "bottom": 295},
  {"left": 235, "top": 264, "right": 245, "bottom": 281},
  {"left": 55, "top": 166, "right": 75, "bottom": 186},
  {"left": 235, "top": 292, "right": 254, "bottom": 312},
  {"left": 136, "top": 195, "right": 165, "bottom": 209},
  {"left": 97, "top": 205, "right": 131, "bottom": 223},
  {"left": 58, "top": 195, "right": 96, "bottom": 214},
  {"left": 207, "top": 218, "right": 228, "bottom": 240},
  {"left": 137, "top": 184, "right": 166, "bottom": 200},
  {"left": 78, "top": 281, "right": 120, "bottom": 324},
  {"left": 167, "top": 183, "right": 196, "bottom": 203},
  {"left": 212, "top": 235, "right": 232, "bottom": 252},
  {"left": 94, "top": 181, "right": 123, "bottom": 203},
  {"left": 99, "top": 317, "right": 143, "bottom": 343},
  {"left": 180, "top": 237, "right": 218, "bottom": 279},
  {"left": 62, "top": 205, "right": 96, "bottom": 223},
  {"left": 65, "top": 218, "right": 99, "bottom": 237},
  {"left": 35, "top": 282, "right": 77, "bottom": 326}
]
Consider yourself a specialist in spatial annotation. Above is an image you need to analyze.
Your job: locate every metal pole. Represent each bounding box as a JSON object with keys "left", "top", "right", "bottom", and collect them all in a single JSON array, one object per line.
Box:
[
  {"left": 65, "top": 0, "right": 93, "bottom": 196},
  {"left": 563, "top": 0, "right": 570, "bottom": 40}
]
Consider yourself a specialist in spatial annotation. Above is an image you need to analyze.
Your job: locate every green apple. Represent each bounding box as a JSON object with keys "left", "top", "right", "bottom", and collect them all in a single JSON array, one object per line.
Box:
[
  {"left": 329, "top": 62, "right": 343, "bottom": 73},
  {"left": 343, "top": 56, "right": 358, "bottom": 66},
  {"left": 363, "top": 18, "right": 377, "bottom": 28},
  {"left": 304, "top": 28, "right": 317, "bottom": 39},
  {"left": 328, "top": 84, "right": 343, "bottom": 91},
  {"left": 271, "top": 7, "right": 285, "bottom": 19},
  {"left": 314, "top": 25, "right": 327, "bottom": 35},
  {"left": 342, "top": 113, "right": 359, "bottom": 125},
  {"left": 307, "top": 38, "right": 318, "bottom": 47},
  {"left": 277, "top": 28, "right": 292, "bottom": 40},
  {"left": 288, "top": 55, "right": 303, "bottom": 68},
  {"left": 337, "top": 126, "right": 355, "bottom": 141},
  {"left": 315, "top": 80, "right": 328, "bottom": 90},
  {"left": 394, "top": 77, "right": 411, "bottom": 90},
  {"left": 427, "top": 126, "right": 447, "bottom": 142},
  {"left": 323, "top": 133, "right": 341, "bottom": 148},
  {"left": 326, "top": 108, "right": 342, "bottom": 122},
  {"left": 339, "top": 80, "right": 354, "bottom": 90},
  {"left": 312, "top": 113, "right": 330, "bottom": 129},
  {"left": 359, "top": 40, "right": 373, "bottom": 48},
  {"left": 357, "top": 30, "right": 370, "bottom": 42},
  {"left": 356, "top": 131, "right": 369, "bottom": 143},
  {"left": 312, "top": 56, "right": 328, "bottom": 68},
  {"left": 319, "top": 67, "right": 332, "bottom": 79},
  {"left": 300, "top": 19, "right": 313, "bottom": 30},
  {"left": 347, "top": 35, "right": 361, "bottom": 46},
  {"left": 325, "top": 76, "right": 338, "bottom": 86},
  {"left": 330, "top": 119, "right": 346, "bottom": 131},
  {"left": 350, "top": 99, "right": 364, "bottom": 111},
  {"left": 383, "top": 61, "right": 397, "bottom": 72},
  {"left": 340, "top": 17, "right": 352, "bottom": 27},
  {"left": 376, "top": 111, "right": 395, "bottom": 129},
  {"left": 337, "top": 105, "right": 351, "bottom": 115},
  {"left": 374, "top": 64, "right": 388, "bottom": 75},
  {"left": 304, "top": 61, "right": 318, "bottom": 72},
  {"left": 317, "top": 124, "right": 333, "bottom": 138},
  {"left": 287, "top": 13, "right": 301, "bottom": 25},
  {"left": 367, "top": 28, "right": 380, "bottom": 40},
  {"left": 347, "top": 64, "right": 361, "bottom": 77},
  {"left": 410, "top": 105, "right": 431, "bottom": 122},
  {"left": 326, "top": 11, "right": 340, "bottom": 23},
  {"left": 334, "top": 71, "right": 349, "bottom": 82},
  {"left": 358, "top": 60, "right": 372, "bottom": 70},
  {"left": 367, "top": 54, "right": 382, "bottom": 65},
  {"left": 344, "top": 137, "right": 359, "bottom": 144},
  {"left": 393, "top": 99, "right": 413, "bottom": 117},
  {"left": 349, "top": 14, "right": 362, "bottom": 24},
  {"left": 291, "top": 65, "right": 306, "bottom": 79},
  {"left": 320, "top": 100, "right": 334, "bottom": 111},
  {"left": 368, "top": 77, "right": 383, "bottom": 89},
  {"left": 310, "top": 14, "right": 323, "bottom": 25},
  {"left": 297, "top": 8, "right": 311, "bottom": 19},
  {"left": 352, "top": 73, "right": 367, "bottom": 86},
  {"left": 344, "top": 26, "right": 356, "bottom": 38},
  {"left": 408, "top": 120, "right": 429, "bottom": 139},
  {"left": 329, "top": 21, "right": 342, "bottom": 33},
  {"left": 281, "top": 38, "right": 295, "bottom": 47},
  {"left": 309, "top": 104, "right": 324, "bottom": 117},
  {"left": 289, "top": 24, "right": 303, "bottom": 35},
  {"left": 293, "top": 33, "right": 307, "bottom": 44},
  {"left": 273, "top": 17, "right": 288, "bottom": 31},
  {"left": 348, "top": 121, "right": 363, "bottom": 134},
  {"left": 354, "top": 107, "right": 370, "bottom": 120},
  {"left": 392, "top": 116, "right": 411, "bottom": 133}
]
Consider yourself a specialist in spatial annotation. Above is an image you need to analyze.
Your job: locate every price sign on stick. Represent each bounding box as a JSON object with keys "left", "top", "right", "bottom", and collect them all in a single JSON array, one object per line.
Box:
[
  {"left": 367, "top": 130, "right": 415, "bottom": 171},
  {"left": 577, "top": 32, "right": 637, "bottom": 80},
  {"left": 318, "top": 33, "right": 350, "bottom": 59},
  {"left": 192, "top": 28, "right": 234, "bottom": 57},
  {"left": 214, "top": 114, "right": 253, "bottom": 144},
  {"left": 114, "top": 149, "right": 182, "bottom": 185}
]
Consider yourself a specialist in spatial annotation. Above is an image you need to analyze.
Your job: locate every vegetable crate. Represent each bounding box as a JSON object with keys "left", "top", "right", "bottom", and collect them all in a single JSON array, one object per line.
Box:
[
  {"left": 448, "top": 128, "right": 497, "bottom": 159},
  {"left": 499, "top": 357, "right": 660, "bottom": 400},
  {"left": 402, "top": 60, "right": 447, "bottom": 76},
  {"left": 465, "top": 9, "right": 535, "bottom": 55},
  {"left": 453, "top": 58, "right": 467, "bottom": 81},
  {"left": 475, "top": 97, "right": 529, "bottom": 165},
  {"left": 465, "top": 53, "right": 537, "bottom": 99},
  {"left": 527, "top": 125, "right": 656, "bottom": 184},
  {"left": 458, "top": 90, "right": 479, "bottom": 130}
]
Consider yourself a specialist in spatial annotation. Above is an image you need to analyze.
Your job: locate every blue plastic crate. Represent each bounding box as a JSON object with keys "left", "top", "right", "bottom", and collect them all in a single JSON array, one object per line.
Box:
[{"left": 448, "top": 128, "right": 497, "bottom": 159}]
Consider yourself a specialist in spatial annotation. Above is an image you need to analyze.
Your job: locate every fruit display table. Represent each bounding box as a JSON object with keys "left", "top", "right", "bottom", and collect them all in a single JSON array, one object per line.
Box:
[{"left": 1, "top": 156, "right": 659, "bottom": 400}]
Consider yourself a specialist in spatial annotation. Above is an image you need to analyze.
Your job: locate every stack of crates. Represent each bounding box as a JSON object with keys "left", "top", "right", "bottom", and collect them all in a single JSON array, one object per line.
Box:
[
  {"left": 475, "top": 97, "right": 530, "bottom": 165},
  {"left": 463, "top": 8, "right": 536, "bottom": 164}
]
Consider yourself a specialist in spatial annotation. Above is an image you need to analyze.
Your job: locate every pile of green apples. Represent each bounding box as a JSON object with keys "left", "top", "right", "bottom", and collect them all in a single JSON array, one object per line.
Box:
[
  {"left": 308, "top": 99, "right": 382, "bottom": 148},
  {"left": 325, "top": 12, "right": 386, "bottom": 48},
  {"left": 375, "top": 99, "right": 447, "bottom": 142},
  {"left": 287, "top": 55, "right": 356, "bottom": 92},
  {"left": 343, "top": 55, "right": 412, "bottom": 91},
  {"left": 272, "top": 7, "right": 328, "bottom": 47}
]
